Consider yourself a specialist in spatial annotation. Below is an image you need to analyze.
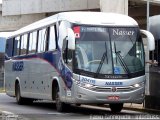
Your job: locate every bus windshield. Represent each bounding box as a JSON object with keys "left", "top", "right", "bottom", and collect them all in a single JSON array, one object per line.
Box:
[{"left": 73, "top": 25, "right": 145, "bottom": 78}]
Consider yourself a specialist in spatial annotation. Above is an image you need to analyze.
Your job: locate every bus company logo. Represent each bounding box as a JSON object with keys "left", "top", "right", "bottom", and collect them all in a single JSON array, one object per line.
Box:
[
  {"left": 105, "top": 82, "right": 123, "bottom": 86},
  {"left": 111, "top": 87, "right": 117, "bottom": 92},
  {"left": 112, "top": 29, "right": 135, "bottom": 36},
  {"left": 12, "top": 61, "right": 24, "bottom": 71}
]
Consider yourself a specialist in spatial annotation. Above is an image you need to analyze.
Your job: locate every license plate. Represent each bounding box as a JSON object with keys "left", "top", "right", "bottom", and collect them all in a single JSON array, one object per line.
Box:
[{"left": 107, "top": 96, "right": 119, "bottom": 100}]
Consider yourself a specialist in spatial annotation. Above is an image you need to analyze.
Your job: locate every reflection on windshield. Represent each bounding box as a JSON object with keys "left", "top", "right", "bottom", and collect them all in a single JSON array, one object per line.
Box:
[
  {"left": 95, "top": 42, "right": 109, "bottom": 77},
  {"left": 111, "top": 28, "right": 144, "bottom": 74},
  {"left": 73, "top": 26, "right": 145, "bottom": 78},
  {"left": 75, "top": 40, "right": 113, "bottom": 74}
]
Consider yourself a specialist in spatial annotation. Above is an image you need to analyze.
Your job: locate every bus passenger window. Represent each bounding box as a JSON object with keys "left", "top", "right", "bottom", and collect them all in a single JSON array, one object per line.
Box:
[
  {"left": 38, "top": 28, "right": 47, "bottom": 53},
  {"left": 14, "top": 36, "right": 20, "bottom": 56},
  {"left": 29, "top": 31, "right": 37, "bottom": 54},
  {"left": 49, "top": 26, "right": 56, "bottom": 51},
  {"left": 21, "top": 34, "right": 28, "bottom": 55}
]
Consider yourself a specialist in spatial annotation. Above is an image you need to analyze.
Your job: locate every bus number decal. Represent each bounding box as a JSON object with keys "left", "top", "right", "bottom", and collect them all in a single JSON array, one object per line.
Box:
[
  {"left": 80, "top": 77, "right": 96, "bottom": 84},
  {"left": 12, "top": 61, "right": 24, "bottom": 71}
]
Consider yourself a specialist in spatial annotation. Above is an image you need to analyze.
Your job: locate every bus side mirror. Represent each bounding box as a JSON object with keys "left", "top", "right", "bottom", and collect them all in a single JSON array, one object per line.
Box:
[
  {"left": 67, "top": 28, "right": 75, "bottom": 50},
  {"left": 59, "top": 21, "right": 67, "bottom": 40},
  {"left": 59, "top": 21, "right": 67, "bottom": 49},
  {"left": 140, "top": 30, "right": 155, "bottom": 51}
]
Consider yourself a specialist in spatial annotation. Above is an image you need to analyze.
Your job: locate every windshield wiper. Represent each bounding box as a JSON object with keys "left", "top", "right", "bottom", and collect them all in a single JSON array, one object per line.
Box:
[
  {"left": 115, "top": 51, "right": 131, "bottom": 76},
  {"left": 95, "top": 42, "right": 108, "bottom": 77},
  {"left": 114, "top": 41, "right": 130, "bottom": 76}
]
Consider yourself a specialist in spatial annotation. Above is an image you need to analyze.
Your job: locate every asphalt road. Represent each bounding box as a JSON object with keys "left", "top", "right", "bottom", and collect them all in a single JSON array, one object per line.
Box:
[{"left": 0, "top": 93, "right": 160, "bottom": 120}]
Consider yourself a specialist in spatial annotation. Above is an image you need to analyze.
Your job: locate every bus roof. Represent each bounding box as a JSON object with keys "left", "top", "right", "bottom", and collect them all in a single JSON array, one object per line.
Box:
[
  {"left": 8, "top": 12, "right": 138, "bottom": 38},
  {"left": 0, "top": 32, "right": 11, "bottom": 38}
]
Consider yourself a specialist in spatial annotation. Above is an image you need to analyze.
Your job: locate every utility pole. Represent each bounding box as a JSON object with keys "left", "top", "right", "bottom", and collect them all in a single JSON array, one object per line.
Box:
[
  {"left": 147, "top": 0, "right": 150, "bottom": 31},
  {"left": 147, "top": 0, "right": 154, "bottom": 63},
  {"left": 145, "top": 0, "right": 151, "bottom": 101}
]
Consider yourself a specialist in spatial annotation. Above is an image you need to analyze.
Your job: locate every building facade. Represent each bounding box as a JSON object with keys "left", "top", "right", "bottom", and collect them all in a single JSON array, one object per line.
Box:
[
  {"left": 1, "top": 0, "right": 160, "bottom": 31},
  {"left": 0, "top": 0, "right": 100, "bottom": 31},
  {"left": 0, "top": 0, "right": 160, "bottom": 96}
]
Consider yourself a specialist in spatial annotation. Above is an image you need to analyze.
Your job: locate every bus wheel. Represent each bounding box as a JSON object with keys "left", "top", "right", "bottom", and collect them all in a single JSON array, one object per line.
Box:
[
  {"left": 109, "top": 103, "right": 123, "bottom": 113},
  {"left": 15, "top": 83, "right": 24, "bottom": 105},
  {"left": 55, "top": 87, "right": 68, "bottom": 112},
  {"left": 76, "top": 104, "right": 81, "bottom": 106}
]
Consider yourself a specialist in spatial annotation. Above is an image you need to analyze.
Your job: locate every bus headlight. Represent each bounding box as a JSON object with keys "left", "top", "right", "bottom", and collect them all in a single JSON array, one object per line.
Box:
[
  {"left": 80, "top": 83, "right": 94, "bottom": 89},
  {"left": 132, "top": 82, "right": 145, "bottom": 88},
  {"left": 133, "top": 83, "right": 140, "bottom": 88}
]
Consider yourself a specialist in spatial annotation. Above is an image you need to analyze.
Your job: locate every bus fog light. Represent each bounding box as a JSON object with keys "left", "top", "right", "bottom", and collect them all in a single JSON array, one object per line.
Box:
[{"left": 78, "top": 95, "right": 82, "bottom": 98}]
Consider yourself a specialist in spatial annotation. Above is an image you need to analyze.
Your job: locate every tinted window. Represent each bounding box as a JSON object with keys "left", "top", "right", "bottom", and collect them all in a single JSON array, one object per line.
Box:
[
  {"left": 38, "top": 28, "right": 47, "bottom": 53},
  {"left": 49, "top": 26, "right": 56, "bottom": 51},
  {"left": 20, "top": 34, "right": 28, "bottom": 55},
  {"left": 14, "top": 36, "right": 21, "bottom": 56},
  {"left": 29, "top": 31, "right": 37, "bottom": 54}
]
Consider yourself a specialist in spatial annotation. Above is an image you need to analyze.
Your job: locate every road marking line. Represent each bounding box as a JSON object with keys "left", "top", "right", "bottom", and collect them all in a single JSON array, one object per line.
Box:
[
  {"left": 1, "top": 111, "right": 19, "bottom": 119},
  {"left": 1, "top": 111, "right": 14, "bottom": 115},
  {"left": 47, "top": 112, "right": 63, "bottom": 115}
]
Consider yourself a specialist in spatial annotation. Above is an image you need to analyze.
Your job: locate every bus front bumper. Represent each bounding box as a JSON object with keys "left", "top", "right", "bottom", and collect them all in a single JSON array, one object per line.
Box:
[{"left": 73, "top": 85, "right": 145, "bottom": 104}]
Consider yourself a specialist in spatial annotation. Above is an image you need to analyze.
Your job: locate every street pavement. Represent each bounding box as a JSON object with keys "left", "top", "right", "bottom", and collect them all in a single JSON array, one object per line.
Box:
[{"left": 0, "top": 93, "right": 160, "bottom": 120}]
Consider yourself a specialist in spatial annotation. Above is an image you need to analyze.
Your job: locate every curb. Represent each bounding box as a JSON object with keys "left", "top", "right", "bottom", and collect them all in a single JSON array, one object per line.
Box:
[
  {"left": 123, "top": 106, "right": 160, "bottom": 115},
  {"left": 103, "top": 104, "right": 160, "bottom": 114}
]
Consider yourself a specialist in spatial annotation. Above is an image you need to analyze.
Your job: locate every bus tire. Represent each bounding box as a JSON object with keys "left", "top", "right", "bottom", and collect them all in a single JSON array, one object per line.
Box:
[
  {"left": 109, "top": 103, "right": 123, "bottom": 113},
  {"left": 15, "top": 83, "right": 24, "bottom": 105},
  {"left": 15, "top": 83, "right": 33, "bottom": 105},
  {"left": 76, "top": 104, "right": 81, "bottom": 106},
  {"left": 55, "top": 87, "right": 69, "bottom": 112}
]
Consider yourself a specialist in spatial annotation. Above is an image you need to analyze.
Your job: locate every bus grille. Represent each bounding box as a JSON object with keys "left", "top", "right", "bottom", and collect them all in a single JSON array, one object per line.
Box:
[{"left": 91, "top": 86, "right": 136, "bottom": 92}]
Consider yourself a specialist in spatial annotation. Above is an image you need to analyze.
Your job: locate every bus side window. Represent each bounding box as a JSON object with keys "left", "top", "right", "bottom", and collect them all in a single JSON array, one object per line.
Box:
[
  {"left": 20, "top": 34, "right": 28, "bottom": 55},
  {"left": 38, "top": 28, "right": 47, "bottom": 53},
  {"left": 6, "top": 38, "right": 14, "bottom": 57},
  {"left": 29, "top": 31, "right": 37, "bottom": 54},
  {"left": 14, "top": 36, "right": 21, "bottom": 56},
  {"left": 49, "top": 25, "right": 56, "bottom": 51}
]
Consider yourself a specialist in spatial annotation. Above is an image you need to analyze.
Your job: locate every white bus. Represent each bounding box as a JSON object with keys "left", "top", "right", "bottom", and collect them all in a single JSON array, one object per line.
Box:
[{"left": 5, "top": 12, "right": 155, "bottom": 112}]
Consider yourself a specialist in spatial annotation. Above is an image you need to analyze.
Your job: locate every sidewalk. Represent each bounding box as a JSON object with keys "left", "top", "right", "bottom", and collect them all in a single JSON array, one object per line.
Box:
[
  {"left": 124, "top": 103, "right": 144, "bottom": 110},
  {"left": 123, "top": 103, "right": 160, "bottom": 114}
]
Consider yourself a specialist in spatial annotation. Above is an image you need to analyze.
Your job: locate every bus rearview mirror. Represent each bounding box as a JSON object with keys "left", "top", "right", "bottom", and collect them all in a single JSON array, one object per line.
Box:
[
  {"left": 59, "top": 21, "right": 67, "bottom": 39},
  {"left": 58, "top": 21, "right": 67, "bottom": 49},
  {"left": 140, "top": 30, "right": 155, "bottom": 51},
  {"left": 59, "top": 22, "right": 75, "bottom": 50},
  {"left": 67, "top": 28, "right": 75, "bottom": 50}
]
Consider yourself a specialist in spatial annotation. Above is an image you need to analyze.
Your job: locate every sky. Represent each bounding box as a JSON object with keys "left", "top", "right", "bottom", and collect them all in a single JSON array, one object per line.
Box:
[
  {"left": 0, "top": 38, "right": 6, "bottom": 52},
  {"left": 0, "top": 32, "right": 9, "bottom": 52},
  {"left": 0, "top": 0, "right": 2, "bottom": 4}
]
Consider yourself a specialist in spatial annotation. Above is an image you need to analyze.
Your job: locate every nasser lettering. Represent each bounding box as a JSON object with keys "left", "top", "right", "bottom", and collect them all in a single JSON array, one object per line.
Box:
[
  {"left": 105, "top": 82, "right": 123, "bottom": 86},
  {"left": 113, "top": 29, "right": 135, "bottom": 36}
]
